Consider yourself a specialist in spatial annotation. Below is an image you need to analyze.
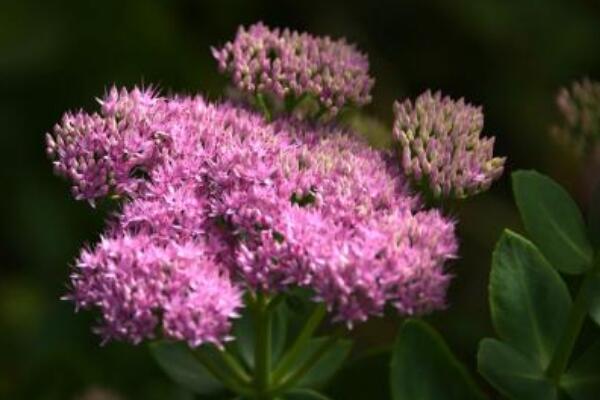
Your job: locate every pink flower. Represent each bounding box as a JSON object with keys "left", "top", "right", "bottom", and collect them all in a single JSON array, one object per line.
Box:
[
  {"left": 51, "top": 85, "right": 458, "bottom": 343},
  {"left": 70, "top": 234, "right": 241, "bottom": 347}
]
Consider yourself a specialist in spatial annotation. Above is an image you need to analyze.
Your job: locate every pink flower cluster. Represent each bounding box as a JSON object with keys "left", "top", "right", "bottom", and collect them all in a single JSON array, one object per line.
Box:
[
  {"left": 48, "top": 86, "right": 457, "bottom": 346},
  {"left": 46, "top": 87, "right": 168, "bottom": 204},
  {"left": 71, "top": 235, "right": 240, "bottom": 346},
  {"left": 552, "top": 78, "right": 600, "bottom": 153},
  {"left": 393, "top": 90, "right": 505, "bottom": 198},
  {"left": 212, "top": 22, "right": 374, "bottom": 119}
]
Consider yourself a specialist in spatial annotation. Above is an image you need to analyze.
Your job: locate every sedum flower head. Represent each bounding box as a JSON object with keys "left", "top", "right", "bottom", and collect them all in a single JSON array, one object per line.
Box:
[
  {"left": 392, "top": 90, "right": 505, "bottom": 199},
  {"left": 50, "top": 86, "right": 458, "bottom": 343},
  {"left": 70, "top": 234, "right": 241, "bottom": 347},
  {"left": 552, "top": 78, "right": 600, "bottom": 154},
  {"left": 46, "top": 86, "right": 169, "bottom": 205},
  {"left": 212, "top": 22, "right": 374, "bottom": 119}
]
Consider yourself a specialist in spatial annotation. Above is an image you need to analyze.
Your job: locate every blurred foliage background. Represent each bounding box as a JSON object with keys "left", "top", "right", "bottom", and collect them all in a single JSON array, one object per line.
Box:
[{"left": 1, "top": 0, "right": 600, "bottom": 399}]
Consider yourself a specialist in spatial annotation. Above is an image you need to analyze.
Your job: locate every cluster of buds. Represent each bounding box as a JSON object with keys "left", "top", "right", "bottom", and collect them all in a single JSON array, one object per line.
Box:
[
  {"left": 212, "top": 22, "right": 374, "bottom": 119},
  {"left": 552, "top": 78, "right": 600, "bottom": 154},
  {"left": 393, "top": 90, "right": 505, "bottom": 199}
]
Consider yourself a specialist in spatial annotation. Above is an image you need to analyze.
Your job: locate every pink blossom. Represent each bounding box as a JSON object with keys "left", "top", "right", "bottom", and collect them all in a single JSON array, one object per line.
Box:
[{"left": 51, "top": 86, "right": 458, "bottom": 343}]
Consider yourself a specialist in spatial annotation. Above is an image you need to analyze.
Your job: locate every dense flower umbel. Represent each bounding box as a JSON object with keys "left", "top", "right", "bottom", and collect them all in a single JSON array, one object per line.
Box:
[
  {"left": 243, "top": 120, "right": 457, "bottom": 322},
  {"left": 392, "top": 90, "right": 505, "bottom": 199},
  {"left": 552, "top": 78, "right": 600, "bottom": 153},
  {"left": 50, "top": 86, "right": 457, "bottom": 344},
  {"left": 46, "top": 87, "right": 169, "bottom": 205},
  {"left": 70, "top": 235, "right": 241, "bottom": 346},
  {"left": 212, "top": 22, "right": 374, "bottom": 118}
]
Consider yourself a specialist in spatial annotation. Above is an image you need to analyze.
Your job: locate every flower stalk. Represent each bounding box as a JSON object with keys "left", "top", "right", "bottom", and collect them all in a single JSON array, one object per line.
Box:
[
  {"left": 193, "top": 347, "right": 253, "bottom": 397},
  {"left": 253, "top": 291, "right": 273, "bottom": 399},
  {"left": 272, "top": 327, "right": 344, "bottom": 396},
  {"left": 219, "top": 348, "right": 252, "bottom": 385},
  {"left": 272, "top": 304, "right": 327, "bottom": 382}
]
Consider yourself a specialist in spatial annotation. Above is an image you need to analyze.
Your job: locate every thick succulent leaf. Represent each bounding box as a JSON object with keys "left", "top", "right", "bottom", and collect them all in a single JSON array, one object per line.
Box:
[
  {"left": 490, "top": 230, "right": 572, "bottom": 368},
  {"left": 588, "top": 272, "right": 600, "bottom": 327},
  {"left": 283, "top": 389, "right": 332, "bottom": 399},
  {"left": 390, "top": 319, "right": 486, "bottom": 400},
  {"left": 512, "top": 170, "right": 592, "bottom": 274},
  {"left": 584, "top": 183, "right": 600, "bottom": 326},
  {"left": 295, "top": 338, "right": 353, "bottom": 388},
  {"left": 232, "top": 306, "right": 255, "bottom": 369},
  {"left": 233, "top": 300, "right": 288, "bottom": 369},
  {"left": 587, "top": 181, "right": 600, "bottom": 249},
  {"left": 477, "top": 338, "right": 557, "bottom": 400},
  {"left": 561, "top": 341, "right": 600, "bottom": 400},
  {"left": 149, "top": 341, "right": 224, "bottom": 395}
]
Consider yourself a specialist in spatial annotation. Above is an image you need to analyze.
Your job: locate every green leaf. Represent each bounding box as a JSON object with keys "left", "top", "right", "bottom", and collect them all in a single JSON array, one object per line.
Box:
[
  {"left": 512, "top": 170, "right": 593, "bottom": 274},
  {"left": 233, "top": 299, "right": 288, "bottom": 369},
  {"left": 149, "top": 341, "right": 224, "bottom": 395},
  {"left": 587, "top": 182, "right": 600, "bottom": 249},
  {"left": 490, "top": 230, "right": 572, "bottom": 368},
  {"left": 390, "top": 319, "right": 486, "bottom": 400},
  {"left": 585, "top": 183, "right": 600, "bottom": 327},
  {"left": 588, "top": 272, "right": 600, "bottom": 327},
  {"left": 232, "top": 306, "right": 255, "bottom": 369},
  {"left": 295, "top": 338, "right": 353, "bottom": 388},
  {"left": 477, "top": 338, "right": 557, "bottom": 400},
  {"left": 561, "top": 341, "right": 600, "bottom": 400},
  {"left": 284, "top": 389, "right": 332, "bottom": 399}
]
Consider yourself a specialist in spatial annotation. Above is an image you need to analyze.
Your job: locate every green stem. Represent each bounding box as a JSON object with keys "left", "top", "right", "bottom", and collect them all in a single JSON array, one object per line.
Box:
[
  {"left": 219, "top": 348, "right": 251, "bottom": 384},
  {"left": 546, "top": 269, "right": 596, "bottom": 383},
  {"left": 193, "top": 348, "right": 253, "bottom": 397},
  {"left": 272, "top": 328, "right": 344, "bottom": 396},
  {"left": 272, "top": 304, "right": 327, "bottom": 382},
  {"left": 266, "top": 294, "right": 285, "bottom": 313},
  {"left": 254, "top": 291, "right": 272, "bottom": 399}
]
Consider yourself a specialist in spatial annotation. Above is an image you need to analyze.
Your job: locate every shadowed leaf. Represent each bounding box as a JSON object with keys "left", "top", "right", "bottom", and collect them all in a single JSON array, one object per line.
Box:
[
  {"left": 489, "top": 230, "right": 571, "bottom": 368},
  {"left": 512, "top": 170, "right": 592, "bottom": 274},
  {"left": 390, "top": 319, "right": 486, "bottom": 400},
  {"left": 149, "top": 341, "right": 224, "bottom": 395},
  {"left": 477, "top": 338, "right": 557, "bottom": 400}
]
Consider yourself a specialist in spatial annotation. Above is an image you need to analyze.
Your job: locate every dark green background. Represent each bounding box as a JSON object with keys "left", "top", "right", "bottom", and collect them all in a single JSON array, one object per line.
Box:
[{"left": 1, "top": 0, "right": 599, "bottom": 398}]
